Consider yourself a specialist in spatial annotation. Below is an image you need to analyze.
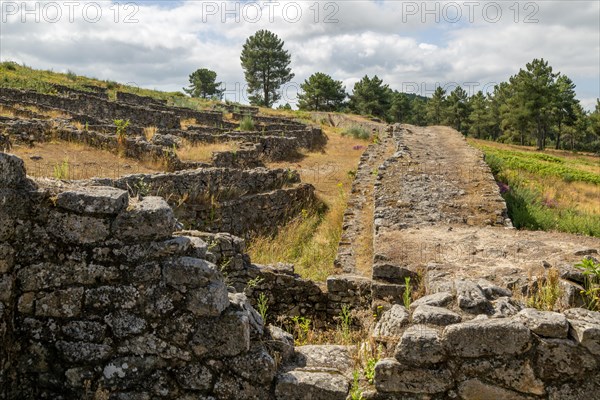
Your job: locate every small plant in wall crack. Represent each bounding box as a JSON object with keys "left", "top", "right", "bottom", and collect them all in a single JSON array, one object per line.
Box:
[
  {"left": 575, "top": 257, "right": 600, "bottom": 311},
  {"left": 339, "top": 305, "right": 352, "bottom": 343},
  {"left": 291, "top": 316, "right": 312, "bottom": 345},
  {"left": 256, "top": 292, "right": 269, "bottom": 323},
  {"left": 349, "top": 370, "right": 364, "bottom": 400},
  {"left": 114, "top": 119, "right": 130, "bottom": 145},
  {"left": 403, "top": 276, "right": 412, "bottom": 309}
]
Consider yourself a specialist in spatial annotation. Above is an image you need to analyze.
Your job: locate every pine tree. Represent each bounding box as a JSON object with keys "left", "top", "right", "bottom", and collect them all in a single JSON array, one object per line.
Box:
[
  {"left": 240, "top": 30, "right": 294, "bottom": 107},
  {"left": 446, "top": 86, "right": 470, "bottom": 133},
  {"left": 409, "top": 98, "right": 428, "bottom": 126},
  {"left": 468, "top": 91, "right": 489, "bottom": 138},
  {"left": 553, "top": 74, "right": 579, "bottom": 149},
  {"left": 297, "top": 72, "right": 346, "bottom": 111},
  {"left": 426, "top": 87, "right": 446, "bottom": 125},
  {"left": 349, "top": 75, "right": 391, "bottom": 119},
  {"left": 388, "top": 91, "right": 411, "bottom": 123},
  {"left": 183, "top": 68, "right": 224, "bottom": 99}
]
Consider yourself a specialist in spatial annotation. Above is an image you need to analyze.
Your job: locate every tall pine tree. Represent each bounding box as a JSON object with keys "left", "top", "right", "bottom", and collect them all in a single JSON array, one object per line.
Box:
[{"left": 240, "top": 30, "right": 294, "bottom": 107}]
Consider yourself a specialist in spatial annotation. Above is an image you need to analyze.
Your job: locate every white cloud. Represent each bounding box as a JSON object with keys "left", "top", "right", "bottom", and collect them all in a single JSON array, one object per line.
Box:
[{"left": 0, "top": 1, "right": 598, "bottom": 108}]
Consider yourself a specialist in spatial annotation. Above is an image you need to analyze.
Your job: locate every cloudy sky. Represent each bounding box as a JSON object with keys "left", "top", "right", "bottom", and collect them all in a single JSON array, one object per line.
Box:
[{"left": 1, "top": 0, "right": 599, "bottom": 109}]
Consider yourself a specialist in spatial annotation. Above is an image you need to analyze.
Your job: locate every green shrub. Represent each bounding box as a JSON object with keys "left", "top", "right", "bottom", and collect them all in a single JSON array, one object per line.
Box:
[
  {"left": 239, "top": 115, "right": 256, "bottom": 131},
  {"left": 575, "top": 258, "right": 600, "bottom": 311},
  {"left": 342, "top": 125, "right": 370, "bottom": 140}
]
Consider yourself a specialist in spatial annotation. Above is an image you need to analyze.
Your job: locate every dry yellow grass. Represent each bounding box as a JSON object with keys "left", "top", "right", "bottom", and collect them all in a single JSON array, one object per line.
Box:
[
  {"left": 180, "top": 118, "right": 197, "bottom": 129},
  {"left": 0, "top": 105, "right": 17, "bottom": 117},
  {"left": 22, "top": 105, "right": 70, "bottom": 119},
  {"left": 250, "top": 125, "right": 371, "bottom": 280},
  {"left": 10, "top": 141, "right": 160, "bottom": 179},
  {"left": 268, "top": 126, "right": 367, "bottom": 204},
  {"left": 143, "top": 126, "right": 158, "bottom": 142},
  {"left": 176, "top": 140, "right": 240, "bottom": 162}
]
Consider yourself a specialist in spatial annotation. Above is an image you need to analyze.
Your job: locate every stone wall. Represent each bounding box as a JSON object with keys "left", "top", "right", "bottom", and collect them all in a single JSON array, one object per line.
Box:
[
  {"left": 116, "top": 91, "right": 167, "bottom": 107},
  {"left": 182, "top": 232, "right": 373, "bottom": 327},
  {"left": 91, "top": 167, "right": 317, "bottom": 237},
  {"left": 0, "top": 152, "right": 293, "bottom": 399},
  {"left": 367, "top": 283, "right": 600, "bottom": 399},
  {"left": 0, "top": 89, "right": 181, "bottom": 129}
]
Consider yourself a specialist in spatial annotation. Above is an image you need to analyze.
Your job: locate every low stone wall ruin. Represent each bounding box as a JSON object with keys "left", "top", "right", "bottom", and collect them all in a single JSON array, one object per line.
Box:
[
  {"left": 0, "top": 153, "right": 292, "bottom": 399},
  {"left": 0, "top": 88, "right": 181, "bottom": 129},
  {"left": 91, "top": 167, "right": 317, "bottom": 237}
]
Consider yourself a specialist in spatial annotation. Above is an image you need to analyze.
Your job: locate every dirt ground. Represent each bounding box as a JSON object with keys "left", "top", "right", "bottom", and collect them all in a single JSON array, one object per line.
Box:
[{"left": 10, "top": 141, "right": 161, "bottom": 180}]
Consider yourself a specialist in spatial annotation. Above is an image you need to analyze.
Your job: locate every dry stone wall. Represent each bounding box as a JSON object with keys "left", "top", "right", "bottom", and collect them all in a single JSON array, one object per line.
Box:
[
  {"left": 0, "top": 89, "right": 181, "bottom": 129},
  {"left": 365, "top": 287, "right": 600, "bottom": 399},
  {"left": 0, "top": 152, "right": 296, "bottom": 400},
  {"left": 91, "top": 167, "right": 317, "bottom": 238}
]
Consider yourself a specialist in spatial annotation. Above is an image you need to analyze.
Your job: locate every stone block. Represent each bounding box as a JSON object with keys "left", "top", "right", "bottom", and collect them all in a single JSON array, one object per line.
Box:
[
  {"left": 442, "top": 317, "right": 531, "bottom": 357},
  {"left": 535, "top": 338, "right": 598, "bottom": 381},
  {"left": 56, "top": 341, "right": 113, "bottom": 363},
  {"left": 372, "top": 263, "right": 418, "bottom": 284},
  {"left": 458, "top": 379, "right": 531, "bottom": 400},
  {"left": 112, "top": 197, "right": 175, "bottom": 241},
  {"left": 412, "top": 305, "right": 461, "bottom": 326},
  {"left": 105, "top": 311, "right": 147, "bottom": 338},
  {"left": 0, "top": 153, "right": 26, "bottom": 187},
  {"left": 564, "top": 307, "right": 600, "bottom": 355},
  {"left": 85, "top": 286, "right": 139, "bottom": 311},
  {"left": 36, "top": 288, "right": 83, "bottom": 318},
  {"left": 516, "top": 308, "right": 569, "bottom": 338},
  {"left": 395, "top": 325, "right": 445, "bottom": 365},
  {"left": 56, "top": 186, "right": 128, "bottom": 215},
  {"left": 409, "top": 292, "right": 454, "bottom": 310},
  {"left": 455, "top": 279, "right": 491, "bottom": 313},
  {"left": 374, "top": 358, "right": 453, "bottom": 394},
  {"left": 275, "top": 371, "right": 349, "bottom": 400},
  {"left": 48, "top": 211, "right": 110, "bottom": 244},
  {"left": 372, "top": 305, "right": 409, "bottom": 339},
  {"left": 191, "top": 310, "right": 250, "bottom": 358}
]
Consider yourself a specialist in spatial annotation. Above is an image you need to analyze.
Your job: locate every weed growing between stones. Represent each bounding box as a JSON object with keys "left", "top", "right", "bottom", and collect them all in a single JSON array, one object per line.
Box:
[
  {"left": 239, "top": 115, "right": 256, "bottom": 131},
  {"left": 403, "top": 277, "right": 412, "bottom": 309},
  {"left": 290, "top": 316, "right": 312, "bottom": 345},
  {"left": 576, "top": 257, "right": 600, "bottom": 310},
  {"left": 257, "top": 292, "right": 269, "bottom": 323},
  {"left": 114, "top": 119, "right": 130, "bottom": 145},
  {"left": 339, "top": 305, "right": 352, "bottom": 342},
  {"left": 349, "top": 371, "right": 363, "bottom": 400},
  {"left": 143, "top": 126, "right": 157, "bottom": 142},
  {"left": 527, "top": 267, "right": 563, "bottom": 311}
]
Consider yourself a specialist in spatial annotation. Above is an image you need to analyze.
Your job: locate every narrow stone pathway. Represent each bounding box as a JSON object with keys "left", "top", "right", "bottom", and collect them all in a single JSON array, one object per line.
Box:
[{"left": 334, "top": 127, "right": 396, "bottom": 276}]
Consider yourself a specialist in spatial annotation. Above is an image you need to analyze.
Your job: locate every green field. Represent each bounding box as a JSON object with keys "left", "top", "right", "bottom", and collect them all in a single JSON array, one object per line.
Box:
[{"left": 470, "top": 139, "right": 600, "bottom": 237}]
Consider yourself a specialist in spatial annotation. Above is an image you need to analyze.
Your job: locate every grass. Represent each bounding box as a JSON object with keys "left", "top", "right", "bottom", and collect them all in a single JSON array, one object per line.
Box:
[
  {"left": 0, "top": 61, "right": 214, "bottom": 111},
  {"left": 527, "top": 268, "right": 563, "bottom": 311},
  {"left": 10, "top": 141, "right": 160, "bottom": 179},
  {"left": 239, "top": 115, "right": 256, "bottom": 131},
  {"left": 143, "top": 126, "right": 157, "bottom": 142},
  {"left": 176, "top": 140, "right": 240, "bottom": 163},
  {"left": 342, "top": 125, "right": 371, "bottom": 140},
  {"left": 250, "top": 124, "right": 369, "bottom": 281},
  {"left": 575, "top": 258, "right": 600, "bottom": 311},
  {"left": 471, "top": 138, "right": 600, "bottom": 237}
]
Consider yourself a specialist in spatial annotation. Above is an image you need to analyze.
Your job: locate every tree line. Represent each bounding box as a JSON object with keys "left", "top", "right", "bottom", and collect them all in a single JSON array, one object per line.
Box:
[{"left": 184, "top": 29, "right": 599, "bottom": 152}]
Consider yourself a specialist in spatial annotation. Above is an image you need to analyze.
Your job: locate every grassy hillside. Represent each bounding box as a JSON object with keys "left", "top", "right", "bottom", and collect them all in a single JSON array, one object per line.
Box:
[
  {"left": 0, "top": 61, "right": 215, "bottom": 109},
  {"left": 470, "top": 139, "right": 600, "bottom": 237}
]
